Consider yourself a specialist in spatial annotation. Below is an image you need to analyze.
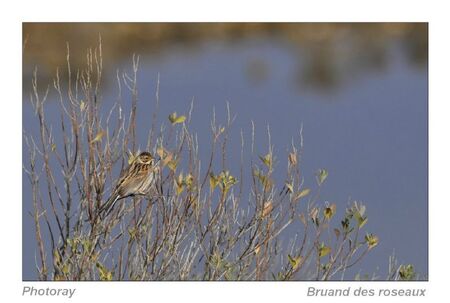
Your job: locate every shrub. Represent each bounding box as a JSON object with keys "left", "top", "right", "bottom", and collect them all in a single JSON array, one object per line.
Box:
[{"left": 24, "top": 40, "right": 386, "bottom": 281}]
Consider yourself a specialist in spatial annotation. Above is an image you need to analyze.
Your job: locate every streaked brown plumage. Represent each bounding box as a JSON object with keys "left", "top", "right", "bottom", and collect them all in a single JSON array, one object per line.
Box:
[{"left": 97, "top": 151, "right": 158, "bottom": 219}]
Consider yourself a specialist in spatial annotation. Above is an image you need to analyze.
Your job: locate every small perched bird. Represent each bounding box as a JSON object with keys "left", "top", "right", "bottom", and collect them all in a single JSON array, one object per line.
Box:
[{"left": 97, "top": 151, "right": 159, "bottom": 219}]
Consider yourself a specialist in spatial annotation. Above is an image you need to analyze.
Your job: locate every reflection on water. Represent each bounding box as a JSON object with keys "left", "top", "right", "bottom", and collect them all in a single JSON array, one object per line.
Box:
[
  {"left": 22, "top": 23, "right": 428, "bottom": 280},
  {"left": 23, "top": 23, "right": 427, "bottom": 92}
]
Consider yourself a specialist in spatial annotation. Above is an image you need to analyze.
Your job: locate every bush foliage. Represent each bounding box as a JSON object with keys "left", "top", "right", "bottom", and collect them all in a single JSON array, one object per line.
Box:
[{"left": 23, "top": 40, "right": 415, "bottom": 281}]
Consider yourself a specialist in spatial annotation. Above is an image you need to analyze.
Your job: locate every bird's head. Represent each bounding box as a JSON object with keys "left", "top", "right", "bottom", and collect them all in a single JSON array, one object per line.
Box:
[{"left": 136, "top": 152, "right": 155, "bottom": 165}]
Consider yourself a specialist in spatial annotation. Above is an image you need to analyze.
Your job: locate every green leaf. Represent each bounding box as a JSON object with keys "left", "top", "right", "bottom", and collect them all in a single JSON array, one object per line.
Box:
[
  {"left": 62, "top": 263, "right": 71, "bottom": 275},
  {"left": 288, "top": 254, "right": 302, "bottom": 270},
  {"left": 358, "top": 217, "right": 368, "bottom": 228},
  {"left": 210, "top": 252, "right": 222, "bottom": 267},
  {"left": 53, "top": 249, "right": 62, "bottom": 266},
  {"left": 316, "top": 168, "right": 328, "bottom": 185},
  {"left": 96, "top": 262, "right": 113, "bottom": 281},
  {"left": 288, "top": 254, "right": 296, "bottom": 267},
  {"left": 128, "top": 227, "right": 137, "bottom": 239},
  {"left": 352, "top": 202, "right": 368, "bottom": 228},
  {"left": 399, "top": 264, "right": 416, "bottom": 280},
  {"left": 318, "top": 243, "right": 331, "bottom": 258},
  {"left": 217, "top": 170, "right": 238, "bottom": 193},
  {"left": 365, "top": 233, "right": 379, "bottom": 249},
  {"left": 341, "top": 217, "right": 350, "bottom": 231},
  {"left": 259, "top": 153, "right": 273, "bottom": 169},
  {"left": 81, "top": 239, "right": 93, "bottom": 253}
]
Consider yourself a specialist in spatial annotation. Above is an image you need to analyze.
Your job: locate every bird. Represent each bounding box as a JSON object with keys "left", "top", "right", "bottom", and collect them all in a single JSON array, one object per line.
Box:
[{"left": 97, "top": 151, "right": 159, "bottom": 219}]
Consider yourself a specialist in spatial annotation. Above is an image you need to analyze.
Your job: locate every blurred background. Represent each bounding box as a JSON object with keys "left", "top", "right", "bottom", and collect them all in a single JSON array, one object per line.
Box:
[{"left": 22, "top": 23, "right": 428, "bottom": 279}]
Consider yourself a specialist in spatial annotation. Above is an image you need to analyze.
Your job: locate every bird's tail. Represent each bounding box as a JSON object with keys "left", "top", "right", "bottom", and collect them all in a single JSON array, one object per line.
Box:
[{"left": 97, "top": 194, "right": 119, "bottom": 220}]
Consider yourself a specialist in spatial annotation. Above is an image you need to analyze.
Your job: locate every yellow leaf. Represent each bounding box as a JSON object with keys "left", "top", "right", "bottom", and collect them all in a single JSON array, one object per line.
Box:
[
  {"left": 185, "top": 173, "right": 194, "bottom": 189},
  {"left": 90, "top": 252, "right": 100, "bottom": 262},
  {"left": 288, "top": 254, "right": 302, "bottom": 270},
  {"left": 294, "top": 188, "right": 310, "bottom": 202},
  {"left": 318, "top": 245, "right": 331, "bottom": 258},
  {"left": 127, "top": 151, "right": 138, "bottom": 165},
  {"left": 168, "top": 112, "right": 186, "bottom": 124},
  {"left": 259, "top": 153, "right": 272, "bottom": 169},
  {"left": 167, "top": 158, "right": 179, "bottom": 171},
  {"left": 310, "top": 207, "right": 319, "bottom": 226},
  {"left": 176, "top": 173, "right": 184, "bottom": 186},
  {"left": 324, "top": 203, "right": 336, "bottom": 220},
  {"left": 51, "top": 143, "right": 56, "bottom": 152},
  {"left": 157, "top": 147, "right": 174, "bottom": 167},
  {"left": 156, "top": 147, "right": 166, "bottom": 159},
  {"left": 365, "top": 233, "right": 379, "bottom": 249},
  {"left": 53, "top": 249, "right": 62, "bottom": 266},
  {"left": 299, "top": 213, "right": 307, "bottom": 226},
  {"left": 288, "top": 152, "right": 297, "bottom": 166},
  {"left": 91, "top": 130, "right": 105, "bottom": 144},
  {"left": 254, "top": 170, "right": 265, "bottom": 184},
  {"left": 162, "top": 153, "right": 173, "bottom": 167},
  {"left": 358, "top": 217, "right": 368, "bottom": 228},
  {"left": 189, "top": 196, "right": 198, "bottom": 208},
  {"left": 173, "top": 115, "right": 186, "bottom": 124},
  {"left": 262, "top": 201, "right": 273, "bottom": 218},
  {"left": 175, "top": 173, "right": 184, "bottom": 195},
  {"left": 80, "top": 100, "right": 86, "bottom": 111},
  {"left": 316, "top": 169, "right": 328, "bottom": 185},
  {"left": 254, "top": 169, "right": 272, "bottom": 192},
  {"left": 209, "top": 173, "right": 218, "bottom": 190},
  {"left": 168, "top": 112, "right": 177, "bottom": 123},
  {"left": 285, "top": 183, "right": 294, "bottom": 193},
  {"left": 334, "top": 228, "right": 341, "bottom": 239},
  {"left": 263, "top": 178, "right": 273, "bottom": 192}
]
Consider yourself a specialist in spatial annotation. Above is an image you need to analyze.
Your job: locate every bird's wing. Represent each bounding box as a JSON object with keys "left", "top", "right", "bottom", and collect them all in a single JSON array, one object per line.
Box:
[
  {"left": 117, "top": 165, "right": 150, "bottom": 197},
  {"left": 112, "top": 162, "right": 139, "bottom": 194}
]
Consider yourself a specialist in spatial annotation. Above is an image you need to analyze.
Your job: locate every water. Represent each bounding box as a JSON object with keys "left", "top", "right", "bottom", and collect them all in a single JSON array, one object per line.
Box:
[{"left": 22, "top": 37, "right": 427, "bottom": 280}]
